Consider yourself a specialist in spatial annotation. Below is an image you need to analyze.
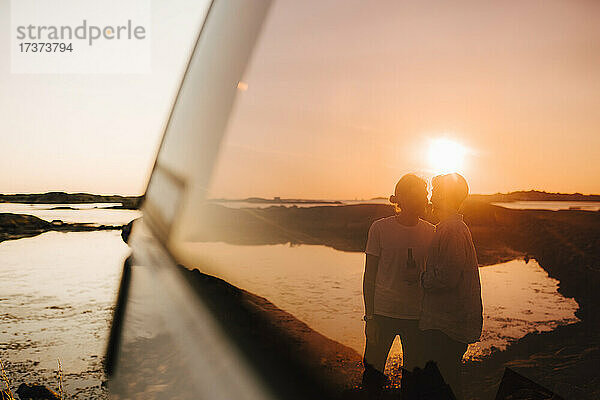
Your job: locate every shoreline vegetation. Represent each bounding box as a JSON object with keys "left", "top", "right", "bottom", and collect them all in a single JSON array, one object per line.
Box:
[{"left": 1, "top": 191, "right": 599, "bottom": 398}]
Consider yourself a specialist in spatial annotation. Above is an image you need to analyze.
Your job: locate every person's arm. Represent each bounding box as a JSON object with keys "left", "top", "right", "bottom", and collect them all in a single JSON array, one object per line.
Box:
[
  {"left": 363, "top": 254, "right": 379, "bottom": 317},
  {"left": 421, "top": 229, "right": 466, "bottom": 290},
  {"left": 363, "top": 222, "right": 381, "bottom": 317}
]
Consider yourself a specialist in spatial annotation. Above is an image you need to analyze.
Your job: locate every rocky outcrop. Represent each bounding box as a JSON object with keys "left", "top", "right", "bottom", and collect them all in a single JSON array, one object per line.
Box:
[
  {"left": 0, "top": 192, "right": 142, "bottom": 209},
  {"left": 15, "top": 383, "right": 60, "bottom": 400},
  {"left": 469, "top": 190, "right": 600, "bottom": 202},
  {"left": 0, "top": 213, "right": 122, "bottom": 243}
]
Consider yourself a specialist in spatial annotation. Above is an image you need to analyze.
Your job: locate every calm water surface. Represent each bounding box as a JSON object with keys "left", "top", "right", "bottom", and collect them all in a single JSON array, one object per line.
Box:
[
  {"left": 0, "top": 205, "right": 139, "bottom": 398},
  {"left": 213, "top": 199, "right": 600, "bottom": 211},
  {"left": 0, "top": 203, "right": 141, "bottom": 225},
  {"left": 179, "top": 242, "right": 579, "bottom": 367},
  {"left": 492, "top": 201, "right": 600, "bottom": 211}
]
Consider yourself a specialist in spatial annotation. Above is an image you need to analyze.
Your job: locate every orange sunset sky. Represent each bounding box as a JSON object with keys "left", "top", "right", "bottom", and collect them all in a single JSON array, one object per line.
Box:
[{"left": 1, "top": 0, "right": 599, "bottom": 198}]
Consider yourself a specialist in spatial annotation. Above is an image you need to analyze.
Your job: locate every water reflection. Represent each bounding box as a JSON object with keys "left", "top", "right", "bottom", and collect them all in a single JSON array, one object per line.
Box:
[
  {"left": 0, "top": 203, "right": 141, "bottom": 225},
  {"left": 177, "top": 242, "right": 579, "bottom": 369},
  {"left": 0, "top": 231, "right": 131, "bottom": 396},
  {"left": 492, "top": 201, "right": 600, "bottom": 211}
]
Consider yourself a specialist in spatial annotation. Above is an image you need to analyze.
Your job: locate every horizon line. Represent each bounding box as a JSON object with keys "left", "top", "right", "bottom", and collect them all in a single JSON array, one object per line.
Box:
[{"left": 1, "top": 190, "right": 599, "bottom": 201}]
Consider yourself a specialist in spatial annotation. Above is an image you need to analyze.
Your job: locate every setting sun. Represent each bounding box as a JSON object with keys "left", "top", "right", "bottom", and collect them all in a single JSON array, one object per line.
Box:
[{"left": 427, "top": 138, "right": 468, "bottom": 175}]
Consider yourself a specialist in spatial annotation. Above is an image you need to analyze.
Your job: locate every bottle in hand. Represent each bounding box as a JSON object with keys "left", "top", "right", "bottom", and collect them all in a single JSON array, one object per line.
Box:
[{"left": 405, "top": 247, "right": 419, "bottom": 283}]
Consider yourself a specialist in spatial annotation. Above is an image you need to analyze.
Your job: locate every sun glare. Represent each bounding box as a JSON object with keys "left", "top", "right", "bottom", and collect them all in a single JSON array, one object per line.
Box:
[{"left": 427, "top": 138, "right": 468, "bottom": 175}]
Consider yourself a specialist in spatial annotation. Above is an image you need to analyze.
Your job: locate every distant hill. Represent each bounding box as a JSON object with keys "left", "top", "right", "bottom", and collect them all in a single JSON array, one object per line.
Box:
[
  {"left": 469, "top": 190, "right": 600, "bottom": 202},
  {"left": 0, "top": 192, "right": 143, "bottom": 209}
]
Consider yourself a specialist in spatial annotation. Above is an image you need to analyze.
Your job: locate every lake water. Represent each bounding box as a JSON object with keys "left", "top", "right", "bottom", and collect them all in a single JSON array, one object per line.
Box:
[
  {"left": 0, "top": 204, "right": 580, "bottom": 396},
  {"left": 0, "top": 203, "right": 141, "bottom": 225},
  {"left": 179, "top": 243, "right": 580, "bottom": 368},
  {"left": 212, "top": 199, "right": 600, "bottom": 212},
  {"left": 492, "top": 201, "right": 600, "bottom": 211},
  {"left": 0, "top": 205, "right": 139, "bottom": 399}
]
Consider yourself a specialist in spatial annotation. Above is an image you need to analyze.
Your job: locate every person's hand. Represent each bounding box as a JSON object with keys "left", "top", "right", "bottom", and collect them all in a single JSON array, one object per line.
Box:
[{"left": 365, "top": 318, "right": 379, "bottom": 343}]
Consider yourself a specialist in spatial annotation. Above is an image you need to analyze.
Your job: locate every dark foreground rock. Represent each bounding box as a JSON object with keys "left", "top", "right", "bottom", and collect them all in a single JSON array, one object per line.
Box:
[
  {"left": 465, "top": 319, "right": 600, "bottom": 400},
  {"left": 180, "top": 266, "right": 364, "bottom": 398},
  {"left": 15, "top": 383, "right": 60, "bottom": 400}
]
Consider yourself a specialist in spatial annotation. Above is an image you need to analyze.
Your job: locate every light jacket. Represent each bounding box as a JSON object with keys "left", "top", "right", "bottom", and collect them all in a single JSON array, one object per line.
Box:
[{"left": 419, "top": 214, "right": 483, "bottom": 344}]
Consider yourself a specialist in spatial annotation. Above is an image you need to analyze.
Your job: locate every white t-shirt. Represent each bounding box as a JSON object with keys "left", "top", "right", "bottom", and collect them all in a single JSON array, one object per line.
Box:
[{"left": 365, "top": 216, "right": 435, "bottom": 319}]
